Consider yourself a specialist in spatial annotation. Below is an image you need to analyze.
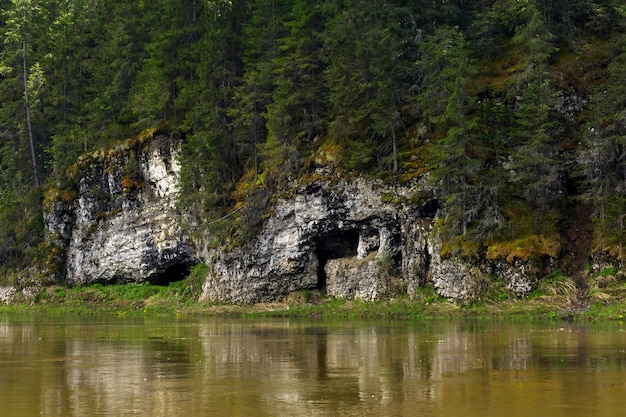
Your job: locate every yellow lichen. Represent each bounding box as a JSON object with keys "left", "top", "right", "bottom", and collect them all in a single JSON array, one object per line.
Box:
[
  {"left": 232, "top": 169, "right": 259, "bottom": 202},
  {"left": 486, "top": 234, "right": 561, "bottom": 263},
  {"left": 121, "top": 176, "right": 145, "bottom": 194},
  {"left": 303, "top": 138, "right": 341, "bottom": 169}
]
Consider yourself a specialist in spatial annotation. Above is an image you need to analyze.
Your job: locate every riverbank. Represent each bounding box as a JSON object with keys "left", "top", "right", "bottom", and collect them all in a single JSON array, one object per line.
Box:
[{"left": 1, "top": 275, "right": 625, "bottom": 322}]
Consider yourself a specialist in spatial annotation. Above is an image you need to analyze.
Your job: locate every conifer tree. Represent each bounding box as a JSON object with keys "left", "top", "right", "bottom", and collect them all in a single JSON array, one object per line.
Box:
[
  {"left": 230, "top": 0, "right": 289, "bottom": 175},
  {"left": 0, "top": 0, "right": 48, "bottom": 265},
  {"left": 176, "top": 0, "right": 243, "bottom": 220},
  {"left": 509, "top": 2, "right": 562, "bottom": 214},
  {"left": 265, "top": 0, "right": 326, "bottom": 156},
  {"left": 419, "top": 26, "right": 494, "bottom": 239},
  {"left": 1, "top": 0, "right": 43, "bottom": 187},
  {"left": 44, "top": 0, "right": 100, "bottom": 182},
  {"left": 580, "top": 37, "right": 626, "bottom": 255},
  {"left": 324, "top": 0, "right": 419, "bottom": 173}
]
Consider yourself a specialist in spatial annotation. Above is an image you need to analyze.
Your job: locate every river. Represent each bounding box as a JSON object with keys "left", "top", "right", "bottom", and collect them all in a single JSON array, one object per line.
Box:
[{"left": 1, "top": 315, "right": 624, "bottom": 416}]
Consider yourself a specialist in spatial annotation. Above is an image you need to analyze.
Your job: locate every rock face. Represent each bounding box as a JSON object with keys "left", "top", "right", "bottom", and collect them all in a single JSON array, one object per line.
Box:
[
  {"left": 427, "top": 243, "right": 536, "bottom": 301},
  {"left": 45, "top": 132, "right": 194, "bottom": 285},
  {"left": 202, "top": 178, "right": 428, "bottom": 303},
  {"left": 44, "top": 135, "right": 535, "bottom": 302},
  {"left": 0, "top": 286, "right": 16, "bottom": 304},
  {"left": 200, "top": 177, "right": 535, "bottom": 303}
]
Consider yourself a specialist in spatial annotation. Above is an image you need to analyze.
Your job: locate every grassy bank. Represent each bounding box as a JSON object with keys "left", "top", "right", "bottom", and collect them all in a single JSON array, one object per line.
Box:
[{"left": 1, "top": 276, "right": 625, "bottom": 322}]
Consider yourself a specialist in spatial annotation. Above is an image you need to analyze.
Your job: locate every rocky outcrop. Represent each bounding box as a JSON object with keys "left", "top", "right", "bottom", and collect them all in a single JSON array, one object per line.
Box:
[
  {"left": 427, "top": 241, "right": 535, "bottom": 302},
  {"left": 0, "top": 267, "right": 45, "bottom": 305},
  {"left": 201, "top": 178, "right": 430, "bottom": 303},
  {"left": 45, "top": 131, "right": 194, "bottom": 286},
  {"left": 44, "top": 134, "right": 535, "bottom": 303},
  {"left": 0, "top": 286, "right": 16, "bottom": 304},
  {"left": 200, "top": 177, "right": 534, "bottom": 303}
]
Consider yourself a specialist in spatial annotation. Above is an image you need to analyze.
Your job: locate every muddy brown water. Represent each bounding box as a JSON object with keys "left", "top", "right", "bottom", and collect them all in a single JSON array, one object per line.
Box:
[{"left": 1, "top": 315, "right": 625, "bottom": 416}]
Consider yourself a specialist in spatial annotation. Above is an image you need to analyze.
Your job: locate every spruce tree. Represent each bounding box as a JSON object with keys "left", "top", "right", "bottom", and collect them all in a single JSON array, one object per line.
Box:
[
  {"left": 265, "top": 0, "right": 326, "bottom": 156},
  {"left": 1, "top": 0, "right": 43, "bottom": 187},
  {"left": 230, "top": 0, "right": 289, "bottom": 175},
  {"left": 419, "top": 26, "right": 495, "bottom": 241},
  {"left": 509, "top": 3, "right": 562, "bottom": 215},
  {"left": 324, "top": 0, "right": 419, "bottom": 174},
  {"left": 176, "top": 0, "right": 243, "bottom": 225},
  {"left": 580, "top": 37, "right": 626, "bottom": 255}
]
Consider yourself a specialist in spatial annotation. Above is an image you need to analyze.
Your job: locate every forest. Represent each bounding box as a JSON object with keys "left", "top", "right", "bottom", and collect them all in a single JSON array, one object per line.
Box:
[{"left": 1, "top": 0, "right": 625, "bottom": 280}]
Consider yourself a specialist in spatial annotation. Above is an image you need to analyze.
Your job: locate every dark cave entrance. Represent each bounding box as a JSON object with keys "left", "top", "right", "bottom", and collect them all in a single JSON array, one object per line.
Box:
[
  {"left": 315, "top": 230, "right": 359, "bottom": 291},
  {"left": 420, "top": 199, "right": 440, "bottom": 217},
  {"left": 148, "top": 263, "right": 191, "bottom": 286}
]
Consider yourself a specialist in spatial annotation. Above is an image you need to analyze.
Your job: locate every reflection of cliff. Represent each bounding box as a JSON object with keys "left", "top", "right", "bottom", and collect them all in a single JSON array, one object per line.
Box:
[{"left": 1, "top": 319, "right": 625, "bottom": 417}]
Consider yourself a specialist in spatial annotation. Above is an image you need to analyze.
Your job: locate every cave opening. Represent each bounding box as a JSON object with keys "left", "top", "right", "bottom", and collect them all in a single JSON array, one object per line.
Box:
[
  {"left": 420, "top": 199, "right": 440, "bottom": 217},
  {"left": 149, "top": 263, "right": 191, "bottom": 286},
  {"left": 315, "top": 230, "right": 359, "bottom": 291}
]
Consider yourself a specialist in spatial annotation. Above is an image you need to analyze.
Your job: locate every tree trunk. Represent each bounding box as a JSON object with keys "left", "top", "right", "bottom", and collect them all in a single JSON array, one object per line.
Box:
[
  {"left": 392, "top": 126, "right": 398, "bottom": 174},
  {"left": 22, "top": 39, "right": 40, "bottom": 188}
]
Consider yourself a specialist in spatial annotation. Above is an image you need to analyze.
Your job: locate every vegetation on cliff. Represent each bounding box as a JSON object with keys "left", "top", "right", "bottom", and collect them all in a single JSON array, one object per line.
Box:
[{"left": 1, "top": 1, "right": 626, "bottom": 291}]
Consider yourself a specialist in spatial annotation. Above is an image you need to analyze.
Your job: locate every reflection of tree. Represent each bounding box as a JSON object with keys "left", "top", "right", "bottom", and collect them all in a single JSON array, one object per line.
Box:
[
  {"left": 0, "top": 321, "right": 73, "bottom": 416},
  {"left": 4, "top": 319, "right": 626, "bottom": 416},
  {"left": 143, "top": 337, "right": 193, "bottom": 378},
  {"left": 315, "top": 328, "right": 327, "bottom": 379},
  {"left": 61, "top": 319, "right": 200, "bottom": 416}
]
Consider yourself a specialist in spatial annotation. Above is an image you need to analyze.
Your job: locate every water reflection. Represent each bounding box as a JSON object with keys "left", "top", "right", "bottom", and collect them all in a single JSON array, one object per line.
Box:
[{"left": 1, "top": 317, "right": 625, "bottom": 417}]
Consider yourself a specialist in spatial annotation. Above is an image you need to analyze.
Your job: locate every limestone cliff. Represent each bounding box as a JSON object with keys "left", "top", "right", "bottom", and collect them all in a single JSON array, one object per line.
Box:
[
  {"left": 202, "top": 178, "right": 433, "bottom": 303},
  {"left": 200, "top": 177, "right": 534, "bottom": 303},
  {"left": 45, "top": 131, "right": 194, "bottom": 286},
  {"left": 44, "top": 134, "right": 534, "bottom": 303}
]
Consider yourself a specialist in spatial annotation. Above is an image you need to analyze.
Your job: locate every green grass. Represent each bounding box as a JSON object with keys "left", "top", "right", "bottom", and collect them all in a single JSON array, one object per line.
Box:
[
  {"left": 1, "top": 275, "right": 626, "bottom": 322},
  {"left": 3, "top": 265, "right": 211, "bottom": 317}
]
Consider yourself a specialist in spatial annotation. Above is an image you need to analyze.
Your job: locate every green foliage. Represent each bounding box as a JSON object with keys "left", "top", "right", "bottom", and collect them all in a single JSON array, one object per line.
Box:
[
  {"left": 265, "top": 0, "right": 326, "bottom": 151},
  {"left": 593, "top": 266, "right": 619, "bottom": 278},
  {"left": 420, "top": 26, "right": 484, "bottom": 238},
  {"left": 171, "top": 263, "right": 210, "bottom": 302},
  {"left": 0, "top": 184, "right": 44, "bottom": 267},
  {"left": 324, "top": 0, "right": 420, "bottom": 174},
  {"left": 579, "top": 35, "right": 626, "bottom": 257},
  {"left": 508, "top": 4, "right": 564, "bottom": 213},
  {"left": 531, "top": 271, "right": 578, "bottom": 304},
  {"left": 1, "top": 0, "right": 626, "bottom": 275}
]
